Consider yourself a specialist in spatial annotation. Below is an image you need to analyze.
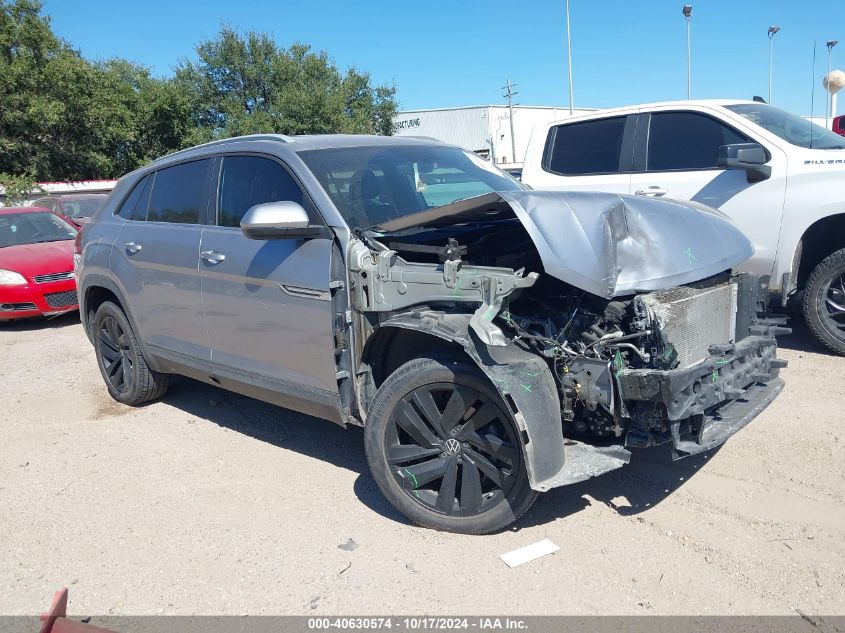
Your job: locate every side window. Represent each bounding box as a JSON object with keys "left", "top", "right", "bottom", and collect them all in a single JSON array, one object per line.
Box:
[
  {"left": 647, "top": 111, "right": 751, "bottom": 171},
  {"left": 147, "top": 159, "right": 210, "bottom": 224},
  {"left": 33, "top": 197, "right": 58, "bottom": 213},
  {"left": 217, "top": 156, "right": 306, "bottom": 228},
  {"left": 116, "top": 175, "right": 151, "bottom": 220},
  {"left": 545, "top": 116, "right": 627, "bottom": 175}
]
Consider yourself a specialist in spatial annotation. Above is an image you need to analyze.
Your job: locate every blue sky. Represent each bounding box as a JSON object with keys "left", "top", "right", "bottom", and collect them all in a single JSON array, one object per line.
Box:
[{"left": 44, "top": 0, "right": 843, "bottom": 117}]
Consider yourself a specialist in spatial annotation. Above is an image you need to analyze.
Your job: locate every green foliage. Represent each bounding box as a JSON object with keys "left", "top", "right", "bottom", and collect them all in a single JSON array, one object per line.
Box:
[
  {"left": 0, "top": 2, "right": 398, "bottom": 185},
  {"left": 176, "top": 28, "right": 397, "bottom": 139},
  {"left": 0, "top": 171, "right": 39, "bottom": 204}
]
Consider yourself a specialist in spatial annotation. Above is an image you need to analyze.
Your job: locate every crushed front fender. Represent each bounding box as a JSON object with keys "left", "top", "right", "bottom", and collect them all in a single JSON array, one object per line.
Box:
[{"left": 372, "top": 310, "right": 630, "bottom": 491}]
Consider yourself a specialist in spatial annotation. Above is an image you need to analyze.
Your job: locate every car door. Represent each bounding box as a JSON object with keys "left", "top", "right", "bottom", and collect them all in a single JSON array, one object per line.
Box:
[
  {"left": 198, "top": 154, "right": 341, "bottom": 418},
  {"left": 628, "top": 109, "right": 788, "bottom": 279},
  {"left": 110, "top": 159, "right": 212, "bottom": 372},
  {"left": 524, "top": 114, "right": 635, "bottom": 194}
]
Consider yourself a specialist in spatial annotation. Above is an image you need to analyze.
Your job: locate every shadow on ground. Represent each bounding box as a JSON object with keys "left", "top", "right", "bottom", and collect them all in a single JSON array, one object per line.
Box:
[
  {"left": 157, "top": 376, "right": 715, "bottom": 532},
  {"left": 160, "top": 377, "right": 407, "bottom": 525},
  {"left": 776, "top": 315, "right": 836, "bottom": 355},
  {"left": 0, "top": 311, "right": 80, "bottom": 331}
]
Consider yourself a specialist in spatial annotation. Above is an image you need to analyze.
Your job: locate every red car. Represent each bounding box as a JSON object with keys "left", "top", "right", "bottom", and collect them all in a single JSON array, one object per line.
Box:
[{"left": 0, "top": 207, "right": 79, "bottom": 321}]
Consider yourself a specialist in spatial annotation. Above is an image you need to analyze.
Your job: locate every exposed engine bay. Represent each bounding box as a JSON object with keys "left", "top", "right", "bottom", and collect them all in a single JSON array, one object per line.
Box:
[{"left": 347, "top": 191, "right": 788, "bottom": 491}]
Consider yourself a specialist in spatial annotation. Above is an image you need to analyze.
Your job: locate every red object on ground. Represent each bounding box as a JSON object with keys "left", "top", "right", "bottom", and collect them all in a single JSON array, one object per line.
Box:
[
  {"left": 0, "top": 207, "right": 79, "bottom": 321},
  {"left": 39, "top": 588, "right": 117, "bottom": 633},
  {"left": 833, "top": 115, "right": 845, "bottom": 137}
]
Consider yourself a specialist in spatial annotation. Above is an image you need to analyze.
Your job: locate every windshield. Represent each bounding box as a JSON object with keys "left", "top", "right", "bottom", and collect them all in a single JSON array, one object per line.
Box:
[
  {"left": 297, "top": 145, "right": 524, "bottom": 228},
  {"left": 0, "top": 212, "right": 77, "bottom": 248},
  {"left": 725, "top": 103, "right": 845, "bottom": 150},
  {"left": 60, "top": 194, "right": 108, "bottom": 218}
]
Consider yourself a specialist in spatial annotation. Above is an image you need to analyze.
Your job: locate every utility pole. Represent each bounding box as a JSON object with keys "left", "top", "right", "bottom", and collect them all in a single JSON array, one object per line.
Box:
[
  {"left": 768, "top": 26, "right": 780, "bottom": 103},
  {"left": 827, "top": 40, "right": 838, "bottom": 128},
  {"left": 683, "top": 5, "right": 692, "bottom": 99},
  {"left": 502, "top": 78, "right": 518, "bottom": 165},
  {"left": 566, "top": 0, "right": 574, "bottom": 114}
]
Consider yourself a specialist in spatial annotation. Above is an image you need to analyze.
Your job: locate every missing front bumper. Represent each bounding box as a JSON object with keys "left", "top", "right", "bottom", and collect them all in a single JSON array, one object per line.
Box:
[{"left": 617, "top": 332, "right": 786, "bottom": 458}]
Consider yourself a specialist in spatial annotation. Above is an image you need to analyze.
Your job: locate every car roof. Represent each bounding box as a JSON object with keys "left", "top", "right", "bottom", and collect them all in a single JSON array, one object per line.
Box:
[
  {"left": 556, "top": 99, "right": 757, "bottom": 119},
  {"left": 52, "top": 193, "right": 109, "bottom": 200},
  {"left": 154, "top": 133, "right": 448, "bottom": 165},
  {"left": 0, "top": 206, "right": 53, "bottom": 215},
  {"left": 288, "top": 134, "right": 447, "bottom": 151}
]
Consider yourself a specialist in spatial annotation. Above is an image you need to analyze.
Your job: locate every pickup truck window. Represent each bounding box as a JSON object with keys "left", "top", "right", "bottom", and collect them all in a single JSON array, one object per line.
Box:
[
  {"left": 545, "top": 116, "right": 626, "bottom": 175},
  {"left": 725, "top": 103, "right": 845, "bottom": 150},
  {"left": 298, "top": 145, "right": 522, "bottom": 228},
  {"left": 647, "top": 111, "right": 750, "bottom": 171}
]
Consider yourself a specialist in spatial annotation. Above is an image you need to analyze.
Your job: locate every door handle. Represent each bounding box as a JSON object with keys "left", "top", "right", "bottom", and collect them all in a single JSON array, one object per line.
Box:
[
  {"left": 124, "top": 242, "right": 142, "bottom": 255},
  {"left": 201, "top": 250, "right": 226, "bottom": 265},
  {"left": 634, "top": 186, "right": 668, "bottom": 197}
]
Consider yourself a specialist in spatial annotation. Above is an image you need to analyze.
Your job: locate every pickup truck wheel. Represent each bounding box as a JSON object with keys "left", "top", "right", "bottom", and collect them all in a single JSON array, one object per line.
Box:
[
  {"left": 92, "top": 301, "right": 170, "bottom": 405},
  {"left": 364, "top": 357, "right": 538, "bottom": 534},
  {"left": 803, "top": 248, "right": 845, "bottom": 355}
]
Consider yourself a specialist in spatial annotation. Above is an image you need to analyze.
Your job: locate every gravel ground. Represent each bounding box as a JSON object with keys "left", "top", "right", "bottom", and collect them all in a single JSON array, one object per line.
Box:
[{"left": 0, "top": 312, "right": 843, "bottom": 616}]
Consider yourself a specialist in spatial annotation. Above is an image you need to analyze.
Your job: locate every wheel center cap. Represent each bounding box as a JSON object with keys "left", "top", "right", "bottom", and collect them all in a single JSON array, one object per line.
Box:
[{"left": 444, "top": 438, "right": 461, "bottom": 455}]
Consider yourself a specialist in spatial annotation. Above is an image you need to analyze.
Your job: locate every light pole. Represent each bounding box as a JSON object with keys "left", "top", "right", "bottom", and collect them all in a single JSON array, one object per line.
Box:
[
  {"left": 566, "top": 0, "right": 574, "bottom": 115},
  {"left": 827, "top": 40, "right": 838, "bottom": 127},
  {"left": 683, "top": 5, "right": 692, "bottom": 99},
  {"left": 768, "top": 26, "right": 780, "bottom": 104}
]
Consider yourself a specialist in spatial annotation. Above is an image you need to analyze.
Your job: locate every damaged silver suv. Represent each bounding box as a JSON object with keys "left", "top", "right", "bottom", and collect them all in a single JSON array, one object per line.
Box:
[{"left": 77, "top": 134, "right": 788, "bottom": 534}]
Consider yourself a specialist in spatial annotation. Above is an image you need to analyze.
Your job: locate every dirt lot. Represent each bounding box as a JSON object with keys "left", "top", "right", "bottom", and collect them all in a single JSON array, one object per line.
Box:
[{"left": 1, "top": 312, "right": 843, "bottom": 616}]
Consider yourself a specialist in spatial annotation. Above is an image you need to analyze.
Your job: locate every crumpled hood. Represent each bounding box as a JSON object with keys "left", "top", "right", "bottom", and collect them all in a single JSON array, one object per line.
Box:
[
  {"left": 375, "top": 190, "right": 754, "bottom": 299},
  {"left": 498, "top": 190, "right": 753, "bottom": 298}
]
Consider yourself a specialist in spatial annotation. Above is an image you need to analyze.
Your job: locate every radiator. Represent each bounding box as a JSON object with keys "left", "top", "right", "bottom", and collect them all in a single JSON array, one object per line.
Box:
[{"left": 641, "top": 282, "right": 738, "bottom": 368}]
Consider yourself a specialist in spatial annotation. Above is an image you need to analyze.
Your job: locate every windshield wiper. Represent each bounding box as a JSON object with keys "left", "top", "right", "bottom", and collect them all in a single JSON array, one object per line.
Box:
[{"left": 33, "top": 238, "right": 71, "bottom": 243}]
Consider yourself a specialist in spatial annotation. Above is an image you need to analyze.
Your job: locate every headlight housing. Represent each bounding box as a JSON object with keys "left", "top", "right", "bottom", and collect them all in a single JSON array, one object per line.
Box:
[{"left": 0, "top": 269, "right": 27, "bottom": 285}]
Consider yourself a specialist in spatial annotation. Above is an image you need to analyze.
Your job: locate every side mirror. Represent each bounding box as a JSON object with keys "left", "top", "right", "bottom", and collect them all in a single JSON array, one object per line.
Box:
[
  {"left": 240, "top": 201, "right": 329, "bottom": 240},
  {"left": 717, "top": 143, "right": 771, "bottom": 183}
]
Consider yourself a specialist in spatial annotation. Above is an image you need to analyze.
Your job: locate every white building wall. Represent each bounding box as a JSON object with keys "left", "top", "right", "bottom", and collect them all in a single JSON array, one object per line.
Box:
[
  {"left": 393, "top": 107, "right": 492, "bottom": 157},
  {"left": 393, "top": 105, "right": 596, "bottom": 167}
]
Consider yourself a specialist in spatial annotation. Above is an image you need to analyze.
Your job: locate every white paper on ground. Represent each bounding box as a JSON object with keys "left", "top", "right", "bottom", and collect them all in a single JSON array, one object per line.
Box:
[{"left": 499, "top": 538, "right": 560, "bottom": 568}]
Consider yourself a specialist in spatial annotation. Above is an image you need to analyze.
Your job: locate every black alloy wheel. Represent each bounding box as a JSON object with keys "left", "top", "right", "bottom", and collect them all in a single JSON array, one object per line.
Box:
[
  {"left": 92, "top": 301, "right": 170, "bottom": 405},
  {"left": 365, "top": 357, "right": 537, "bottom": 534},
  {"left": 821, "top": 271, "right": 845, "bottom": 339},
  {"left": 803, "top": 247, "right": 845, "bottom": 355},
  {"left": 387, "top": 381, "right": 521, "bottom": 516},
  {"left": 97, "top": 314, "right": 133, "bottom": 394}
]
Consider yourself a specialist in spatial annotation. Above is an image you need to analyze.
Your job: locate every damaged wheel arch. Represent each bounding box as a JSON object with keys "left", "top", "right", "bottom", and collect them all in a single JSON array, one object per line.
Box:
[{"left": 360, "top": 312, "right": 631, "bottom": 492}]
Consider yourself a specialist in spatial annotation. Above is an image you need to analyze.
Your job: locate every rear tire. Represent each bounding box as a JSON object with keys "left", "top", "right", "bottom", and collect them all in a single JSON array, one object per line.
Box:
[
  {"left": 92, "top": 301, "right": 170, "bottom": 405},
  {"left": 803, "top": 248, "right": 845, "bottom": 355},
  {"left": 364, "top": 357, "right": 538, "bottom": 534}
]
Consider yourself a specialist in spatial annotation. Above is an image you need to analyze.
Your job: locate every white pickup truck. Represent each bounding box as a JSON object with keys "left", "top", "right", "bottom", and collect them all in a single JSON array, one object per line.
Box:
[{"left": 522, "top": 100, "right": 845, "bottom": 354}]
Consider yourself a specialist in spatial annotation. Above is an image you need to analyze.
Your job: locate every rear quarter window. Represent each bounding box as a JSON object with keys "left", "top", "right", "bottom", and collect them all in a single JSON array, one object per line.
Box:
[{"left": 116, "top": 175, "right": 152, "bottom": 220}]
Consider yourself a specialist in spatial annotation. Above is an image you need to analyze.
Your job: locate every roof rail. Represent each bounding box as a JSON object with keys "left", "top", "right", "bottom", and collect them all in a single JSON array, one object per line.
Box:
[
  {"left": 162, "top": 134, "right": 295, "bottom": 160},
  {"left": 405, "top": 135, "right": 444, "bottom": 143}
]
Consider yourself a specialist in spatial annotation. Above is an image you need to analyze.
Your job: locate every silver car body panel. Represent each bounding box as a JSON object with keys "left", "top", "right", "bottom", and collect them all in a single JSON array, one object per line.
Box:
[
  {"left": 377, "top": 190, "right": 755, "bottom": 299},
  {"left": 78, "top": 133, "right": 774, "bottom": 499}
]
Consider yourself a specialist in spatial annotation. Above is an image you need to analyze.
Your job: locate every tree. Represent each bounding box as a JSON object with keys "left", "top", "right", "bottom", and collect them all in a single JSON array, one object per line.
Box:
[
  {"left": 176, "top": 28, "right": 397, "bottom": 140},
  {"left": 0, "top": 3, "right": 399, "bottom": 184},
  {"left": 0, "top": 0, "right": 195, "bottom": 181}
]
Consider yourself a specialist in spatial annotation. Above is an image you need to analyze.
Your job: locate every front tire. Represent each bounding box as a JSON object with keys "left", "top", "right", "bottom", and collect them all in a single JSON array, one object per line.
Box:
[
  {"left": 92, "top": 301, "right": 170, "bottom": 405},
  {"left": 364, "top": 357, "right": 538, "bottom": 534},
  {"left": 803, "top": 248, "right": 845, "bottom": 355}
]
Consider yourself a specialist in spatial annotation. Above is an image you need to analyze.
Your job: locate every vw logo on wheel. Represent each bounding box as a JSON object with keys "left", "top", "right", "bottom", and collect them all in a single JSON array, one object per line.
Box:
[{"left": 444, "top": 438, "right": 461, "bottom": 455}]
